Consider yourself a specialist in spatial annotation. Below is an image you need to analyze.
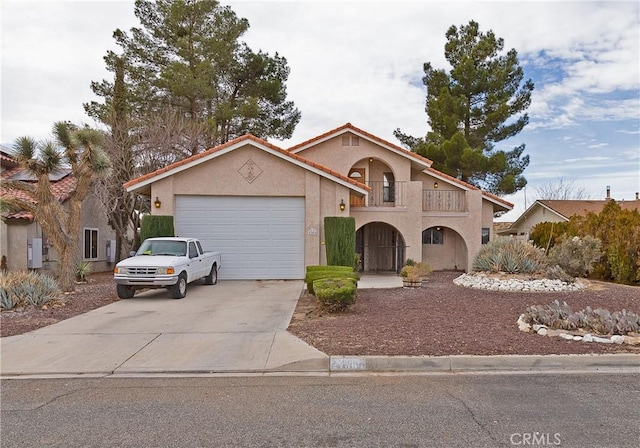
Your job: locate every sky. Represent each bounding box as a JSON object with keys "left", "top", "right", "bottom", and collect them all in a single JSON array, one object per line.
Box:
[{"left": 1, "top": 0, "right": 639, "bottom": 222}]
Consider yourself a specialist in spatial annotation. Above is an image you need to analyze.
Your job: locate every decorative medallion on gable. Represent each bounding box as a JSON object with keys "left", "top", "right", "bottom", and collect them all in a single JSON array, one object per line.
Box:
[{"left": 238, "top": 159, "right": 263, "bottom": 184}]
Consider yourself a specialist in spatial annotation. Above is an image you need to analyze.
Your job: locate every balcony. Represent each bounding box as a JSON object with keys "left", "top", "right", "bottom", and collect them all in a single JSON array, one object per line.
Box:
[
  {"left": 423, "top": 189, "right": 467, "bottom": 212},
  {"left": 350, "top": 181, "right": 407, "bottom": 208}
]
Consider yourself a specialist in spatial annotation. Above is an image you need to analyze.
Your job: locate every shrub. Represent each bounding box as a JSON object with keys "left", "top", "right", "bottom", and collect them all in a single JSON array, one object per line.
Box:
[
  {"left": 313, "top": 277, "right": 357, "bottom": 312},
  {"left": 543, "top": 265, "right": 575, "bottom": 283},
  {"left": 523, "top": 300, "right": 640, "bottom": 335},
  {"left": 305, "top": 269, "right": 358, "bottom": 295},
  {"left": 324, "top": 216, "right": 356, "bottom": 267},
  {"left": 306, "top": 265, "right": 355, "bottom": 273},
  {"left": 472, "top": 237, "right": 548, "bottom": 274},
  {"left": 76, "top": 261, "right": 93, "bottom": 282},
  {"left": 140, "top": 215, "right": 174, "bottom": 243},
  {"left": 0, "top": 270, "right": 61, "bottom": 310},
  {"left": 401, "top": 262, "right": 431, "bottom": 281},
  {"left": 404, "top": 258, "right": 416, "bottom": 266},
  {"left": 547, "top": 235, "right": 601, "bottom": 278}
]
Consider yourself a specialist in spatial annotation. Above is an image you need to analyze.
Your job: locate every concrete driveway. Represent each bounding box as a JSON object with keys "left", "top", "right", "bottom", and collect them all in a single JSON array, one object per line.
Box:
[{"left": 1, "top": 280, "right": 328, "bottom": 377}]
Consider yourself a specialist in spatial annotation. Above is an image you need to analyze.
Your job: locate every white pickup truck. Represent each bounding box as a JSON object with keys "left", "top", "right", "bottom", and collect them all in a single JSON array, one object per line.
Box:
[{"left": 113, "top": 237, "right": 222, "bottom": 299}]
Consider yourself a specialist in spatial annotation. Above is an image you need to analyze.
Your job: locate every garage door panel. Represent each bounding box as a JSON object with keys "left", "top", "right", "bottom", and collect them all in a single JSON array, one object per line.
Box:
[{"left": 175, "top": 196, "right": 304, "bottom": 280}]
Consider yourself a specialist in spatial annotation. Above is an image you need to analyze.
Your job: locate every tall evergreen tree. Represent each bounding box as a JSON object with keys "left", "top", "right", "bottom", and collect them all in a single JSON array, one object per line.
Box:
[
  {"left": 395, "top": 20, "right": 533, "bottom": 195},
  {"left": 86, "top": 0, "right": 300, "bottom": 154}
]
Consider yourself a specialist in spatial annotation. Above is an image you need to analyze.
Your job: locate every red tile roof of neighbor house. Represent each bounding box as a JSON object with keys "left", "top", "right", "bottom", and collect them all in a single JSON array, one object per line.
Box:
[
  {"left": 0, "top": 160, "right": 77, "bottom": 221},
  {"left": 124, "top": 134, "right": 371, "bottom": 192},
  {"left": 539, "top": 199, "right": 640, "bottom": 219},
  {"left": 288, "top": 122, "right": 434, "bottom": 166}
]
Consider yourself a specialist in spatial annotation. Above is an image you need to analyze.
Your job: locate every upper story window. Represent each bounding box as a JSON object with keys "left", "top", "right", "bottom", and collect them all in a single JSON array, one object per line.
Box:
[{"left": 422, "top": 227, "right": 443, "bottom": 245}]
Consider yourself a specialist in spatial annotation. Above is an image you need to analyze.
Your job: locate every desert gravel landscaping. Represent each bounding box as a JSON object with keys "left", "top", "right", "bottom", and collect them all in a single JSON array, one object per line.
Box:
[{"left": 288, "top": 271, "right": 640, "bottom": 356}]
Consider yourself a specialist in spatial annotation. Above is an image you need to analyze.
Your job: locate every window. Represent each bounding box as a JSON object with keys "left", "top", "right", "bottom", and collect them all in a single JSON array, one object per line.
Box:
[
  {"left": 422, "top": 227, "right": 443, "bottom": 245},
  {"left": 482, "top": 228, "right": 490, "bottom": 244},
  {"left": 383, "top": 172, "right": 395, "bottom": 202},
  {"left": 83, "top": 228, "right": 98, "bottom": 260},
  {"left": 351, "top": 136, "right": 359, "bottom": 146},
  {"left": 342, "top": 135, "right": 350, "bottom": 146},
  {"left": 189, "top": 242, "right": 198, "bottom": 258}
]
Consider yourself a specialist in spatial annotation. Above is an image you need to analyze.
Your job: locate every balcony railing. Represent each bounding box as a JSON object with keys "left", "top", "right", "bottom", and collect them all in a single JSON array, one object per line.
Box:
[
  {"left": 423, "top": 189, "right": 467, "bottom": 212},
  {"left": 351, "top": 181, "right": 407, "bottom": 208}
]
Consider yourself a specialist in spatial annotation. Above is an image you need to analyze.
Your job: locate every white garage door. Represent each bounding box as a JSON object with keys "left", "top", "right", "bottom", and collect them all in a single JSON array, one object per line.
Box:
[{"left": 175, "top": 196, "right": 305, "bottom": 280}]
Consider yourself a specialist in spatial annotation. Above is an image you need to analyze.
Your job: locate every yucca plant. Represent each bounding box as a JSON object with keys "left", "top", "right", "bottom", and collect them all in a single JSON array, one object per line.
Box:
[
  {"left": 0, "top": 270, "right": 61, "bottom": 309},
  {"left": 473, "top": 237, "right": 548, "bottom": 274},
  {"left": 76, "top": 261, "right": 93, "bottom": 282}
]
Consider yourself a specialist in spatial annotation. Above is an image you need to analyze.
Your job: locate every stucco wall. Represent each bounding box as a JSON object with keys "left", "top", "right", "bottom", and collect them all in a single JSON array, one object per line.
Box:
[
  {"left": 149, "top": 143, "right": 354, "bottom": 270},
  {"left": 295, "top": 133, "right": 414, "bottom": 183}
]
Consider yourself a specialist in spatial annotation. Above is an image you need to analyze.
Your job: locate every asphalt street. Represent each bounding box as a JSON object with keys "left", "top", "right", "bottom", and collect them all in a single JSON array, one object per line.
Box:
[{"left": 2, "top": 372, "right": 639, "bottom": 447}]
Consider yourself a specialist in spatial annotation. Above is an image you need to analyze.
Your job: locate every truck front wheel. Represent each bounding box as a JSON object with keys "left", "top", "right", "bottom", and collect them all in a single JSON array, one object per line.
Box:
[
  {"left": 171, "top": 273, "right": 188, "bottom": 299},
  {"left": 117, "top": 284, "right": 135, "bottom": 299}
]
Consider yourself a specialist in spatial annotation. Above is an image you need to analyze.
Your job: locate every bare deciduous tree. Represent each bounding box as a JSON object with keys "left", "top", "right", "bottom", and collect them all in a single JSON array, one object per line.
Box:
[{"left": 535, "top": 177, "right": 591, "bottom": 200}]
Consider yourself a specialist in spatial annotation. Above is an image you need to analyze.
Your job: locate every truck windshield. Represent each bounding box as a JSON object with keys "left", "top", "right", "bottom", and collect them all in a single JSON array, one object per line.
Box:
[{"left": 137, "top": 240, "right": 187, "bottom": 256}]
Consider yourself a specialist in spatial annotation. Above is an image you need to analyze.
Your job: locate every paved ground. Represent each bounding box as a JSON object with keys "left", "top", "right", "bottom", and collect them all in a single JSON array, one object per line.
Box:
[
  {"left": 1, "top": 280, "right": 327, "bottom": 376},
  {"left": 1, "top": 275, "right": 637, "bottom": 378}
]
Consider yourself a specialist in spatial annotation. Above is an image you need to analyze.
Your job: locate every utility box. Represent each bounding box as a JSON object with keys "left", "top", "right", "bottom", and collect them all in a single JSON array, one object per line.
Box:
[
  {"left": 106, "top": 240, "right": 116, "bottom": 263},
  {"left": 27, "top": 238, "right": 43, "bottom": 269}
]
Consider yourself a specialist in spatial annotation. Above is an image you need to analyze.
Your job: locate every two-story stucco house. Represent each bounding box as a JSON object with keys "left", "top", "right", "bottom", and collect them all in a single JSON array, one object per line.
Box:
[{"left": 124, "top": 123, "right": 513, "bottom": 280}]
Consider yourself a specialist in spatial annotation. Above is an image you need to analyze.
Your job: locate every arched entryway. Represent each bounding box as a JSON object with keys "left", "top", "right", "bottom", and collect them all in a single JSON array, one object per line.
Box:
[
  {"left": 421, "top": 226, "right": 468, "bottom": 271},
  {"left": 356, "top": 222, "right": 406, "bottom": 273}
]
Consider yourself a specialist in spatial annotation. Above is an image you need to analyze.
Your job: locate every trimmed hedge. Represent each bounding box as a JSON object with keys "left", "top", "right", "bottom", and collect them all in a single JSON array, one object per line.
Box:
[
  {"left": 140, "top": 215, "right": 174, "bottom": 243},
  {"left": 306, "top": 265, "right": 355, "bottom": 273},
  {"left": 313, "top": 277, "right": 357, "bottom": 312},
  {"left": 324, "top": 216, "right": 356, "bottom": 267},
  {"left": 305, "top": 268, "right": 358, "bottom": 295}
]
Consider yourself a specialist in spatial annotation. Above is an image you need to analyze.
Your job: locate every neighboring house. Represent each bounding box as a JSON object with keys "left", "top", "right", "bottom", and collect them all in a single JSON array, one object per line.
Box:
[
  {"left": 123, "top": 123, "right": 513, "bottom": 280},
  {"left": 1, "top": 149, "right": 117, "bottom": 274},
  {"left": 497, "top": 189, "right": 640, "bottom": 240}
]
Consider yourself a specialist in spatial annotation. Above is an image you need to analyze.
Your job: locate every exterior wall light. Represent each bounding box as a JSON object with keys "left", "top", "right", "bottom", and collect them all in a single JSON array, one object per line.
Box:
[
  {"left": 434, "top": 181, "right": 439, "bottom": 189},
  {"left": 154, "top": 197, "right": 162, "bottom": 208},
  {"left": 339, "top": 199, "right": 346, "bottom": 211}
]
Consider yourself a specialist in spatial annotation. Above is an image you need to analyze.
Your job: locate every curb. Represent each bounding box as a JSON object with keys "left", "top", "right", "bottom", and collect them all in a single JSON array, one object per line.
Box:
[
  {"left": 328, "top": 354, "right": 640, "bottom": 373},
  {"left": 2, "top": 354, "right": 638, "bottom": 379}
]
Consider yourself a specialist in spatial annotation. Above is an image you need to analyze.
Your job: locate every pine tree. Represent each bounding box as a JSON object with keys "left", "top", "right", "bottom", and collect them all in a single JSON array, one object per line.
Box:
[{"left": 395, "top": 20, "right": 533, "bottom": 195}]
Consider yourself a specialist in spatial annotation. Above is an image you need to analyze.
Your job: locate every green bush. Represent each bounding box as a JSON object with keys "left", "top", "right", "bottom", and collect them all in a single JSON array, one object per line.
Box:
[
  {"left": 305, "top": 269, "right": 358, "bottom": 295},
  {"left": 0, "top": 270, "right": 61, "bottom": 310},
  {"left": 324, "top": 216, "right": 356, "bottom": 267},
  {"left": 547, "top": 235, "right": 601, "bottom": 278},
  {"left": 472, "top": 237, "right": 548, "bottom": 274},
  {"left": 313, "top": 277, "right": 357, "bottom": 312},
  {"left": 140, "top": 215, "right": 174, "bottom": 243},
  {"left": 306, "top": 265, "right": 355, "bottom": 273}
]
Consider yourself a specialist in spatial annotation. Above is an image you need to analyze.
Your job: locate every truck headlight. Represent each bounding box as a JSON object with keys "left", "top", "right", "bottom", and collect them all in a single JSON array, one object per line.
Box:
[
  {"left": 114, "top": 267, "right": 128, "bottom": 275},
  {"left": 157, "top": 267, "right": 175, "bottom": 275}
]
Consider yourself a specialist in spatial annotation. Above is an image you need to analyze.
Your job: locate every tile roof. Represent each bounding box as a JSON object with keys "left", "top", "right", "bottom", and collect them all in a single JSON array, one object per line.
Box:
[
  {"left": 539, "top": 199, "right": 640, "bottom": 219},
  {"left": 1, "top": 167, "right": 76, "bottom": 220},
  {"left": 124, "top": 134, "right": 371, "bottom": 192},
  {"left": 287, "top": 122, "right": 434, "bottom": 166}
]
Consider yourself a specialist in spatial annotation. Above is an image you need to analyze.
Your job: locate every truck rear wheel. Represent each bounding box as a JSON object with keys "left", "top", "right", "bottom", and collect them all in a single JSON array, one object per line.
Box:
[
  {"left": 117, "top": 285, "right": 135, "bottom": 299},
  {"left": 204, "top": 264, "right": 218, "bottom": 285},
  {"left": 171, "top": 273, "right": 188, "bottom": 299}
]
